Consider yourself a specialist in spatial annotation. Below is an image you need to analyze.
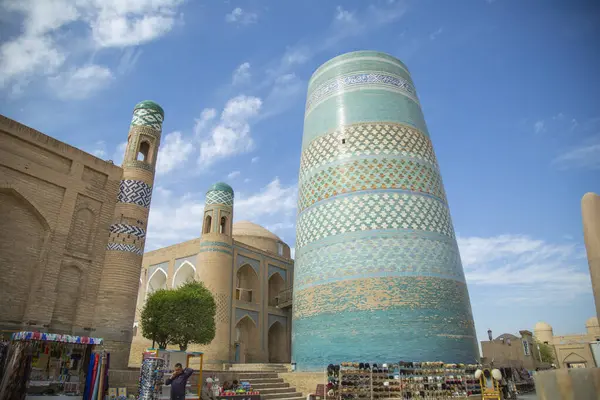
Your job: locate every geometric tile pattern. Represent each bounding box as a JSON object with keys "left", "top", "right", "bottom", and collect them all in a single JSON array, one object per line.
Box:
[
  {"left": 131, "top": 108, "right": 163, "bottom": 131},
  {"left": 296, "top": 192, "right": 454, "bottom": 248},
  {"left": 106, "top": 242, "right": 143, "bottom": 255},
  {"left": 117, "top": 180, "right": 152, "bottom": 208},
  {"left": 299, "top": 123, "right": 437, "bottom": 175},
  {"left": 306, "top": 73, "right": 418, "bottom": 114},
  {"left": 294, "top": 233, "right": 465, "bottom": 290},
  {"left": 206, "top": 190, "right": 234, "bottom": 206},
  {"left": 109, "top": 223, "right": 146, "bottom": 238},
  {"left": 298, "top": 157, "right": 447, "bottom": 212}
]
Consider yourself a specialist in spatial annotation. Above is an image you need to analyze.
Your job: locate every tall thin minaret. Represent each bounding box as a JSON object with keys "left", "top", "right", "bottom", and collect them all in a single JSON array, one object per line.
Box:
[{"left": 94, "top": 100, "right": 164, "bottom": 368}]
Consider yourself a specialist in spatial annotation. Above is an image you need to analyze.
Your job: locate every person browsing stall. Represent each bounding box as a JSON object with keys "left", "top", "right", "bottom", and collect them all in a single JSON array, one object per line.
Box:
[{"left": 166, "top": 363, "right": 194, "bottom": 400}]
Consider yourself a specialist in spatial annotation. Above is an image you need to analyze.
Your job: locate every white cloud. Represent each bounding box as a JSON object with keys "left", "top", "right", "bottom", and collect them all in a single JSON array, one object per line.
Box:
[
  {"left": 225, "top": 8, "right": 258, "bottom": 25},
  {"left": 194, "top": 108, "right": 218, "bottom": 137},
  {"left": 251, "top": 157, "right": 260, "bottom": 164},
  {"left": 429, "top": 27, "right": 443, "bottom": 40},
  {"left": 553, "top": 140, "right": 600, "bottom": 170},
  {"left": 534, "top": 120, "right": 546, "bottom": 133},
  {"left": 232, "top": 62, "right": 251, "bottom": 85},
  {"left": 228, "top": 170, "right": 241, "bottom": 179},
  {"left": 244, "top": 178, "right": 251, "bottom": 183},
  {"left": 0, "top": 0, "right": 184, "bottom": 94},
  {"left": 0, "top": 35, "right": 65, "bottom": 88},
  {"left": 458, "top": 234, "right": 591, "bottom": 304},
  {"left": 48, "top": 64, "right": 114, "bottom": 100},
  {"left": 145, "top": 178, "right": 297, "bottom": 249},
  {"left": 113, "top": 141, "right": 127, "bottom": 164},
  {"left": 198, "top": 95, "right": 262, "bottom": 167},
  {"left": 261, "top": 73, "right": 304, "bottom": 119},
  {"left": 156, "top": 131, "right": 194, "bottom": 175},
  {"left": 88, "top": 140, "right": 107, "bottom": 158},
  {"left": 334, "top": 6, "right": 355, "bottom": 23},
  {"left": 117, "top": 48, "right": 144, "bottom": 75}
]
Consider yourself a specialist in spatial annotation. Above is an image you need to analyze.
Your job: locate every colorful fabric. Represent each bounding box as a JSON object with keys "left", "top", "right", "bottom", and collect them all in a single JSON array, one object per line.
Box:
[{"left": 11, "top": 331, "right": 103, "bottom": 345}]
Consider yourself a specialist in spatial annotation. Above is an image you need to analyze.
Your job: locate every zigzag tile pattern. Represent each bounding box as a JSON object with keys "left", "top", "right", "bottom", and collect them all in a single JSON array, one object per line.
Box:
[
  {"left": 296, "top": 192, "right": 454, "bottom": 249},
  {"left": 300, "top": 123, "right": 437, "bottom": 176},
  {"left": 109, "top": 223, "right": 146, "bottom": 238},
  {"left": 131, "top": 108, "right": 163, "bottom": 131},
  {"left": 117, "top": 180, "right": 152, "bottom": 208},
  {"left": 298, "top": 157, "right": 447, "bottom": 212},
  {"left": 106, "top": 243, "right": 143, "bottom": 255},
  {"left": 205, "top": 190, "right": 234, "bottom": 206}
]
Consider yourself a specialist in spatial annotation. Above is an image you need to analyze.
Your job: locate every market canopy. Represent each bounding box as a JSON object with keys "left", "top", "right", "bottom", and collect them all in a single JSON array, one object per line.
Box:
[{"left": 11, "top": 331, "right": 103, "bottom": 345}]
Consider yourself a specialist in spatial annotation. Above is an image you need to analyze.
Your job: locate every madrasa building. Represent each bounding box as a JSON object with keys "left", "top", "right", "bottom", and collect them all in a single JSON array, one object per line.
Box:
[
  {"left": 129, "top": 183, "right": 294, "bottom": 368},
  {"left": 0, "top": 101, "right": 166, "bottom": 368}
]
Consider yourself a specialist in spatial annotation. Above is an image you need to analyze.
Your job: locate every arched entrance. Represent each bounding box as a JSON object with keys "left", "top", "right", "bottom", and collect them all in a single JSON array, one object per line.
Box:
[
  {"left": 236, "top": 264, "right": 259, "bottom": 303},
  {"left": 268, "top": 273, "right": 285, "bottom": 307},
  {"left": 0, "top": 188, "right": 49, "bottom": 323},
  {"left": 147, "top": 268, "right": 167, "bottom": 299},
  {"left": 173, "top": 262, "right": 195, "bottom": 288},
  {"left": 235, "top": 315, "right": 259, "bottom": 363},
  {"left": 268, "top": 321, "right": 288, "bottom": 363}
]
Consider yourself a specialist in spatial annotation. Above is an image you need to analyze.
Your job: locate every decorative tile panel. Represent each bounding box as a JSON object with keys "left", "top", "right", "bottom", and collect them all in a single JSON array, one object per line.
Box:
[
  {"left": 296, "top": 191, "right": 454, "bottom": 249},
  {"left": 306, "top": 73, "right": 418, "bottom": 113},
  {"left": 206, "top": 190, "right": 234, "bottom": 206},
  {"left": 118, "top": 180, "right": 152, "bottom": 208},
  {"left": 298, "top": 157, "right": 447, "bottom": 212},
  {"left": 300, "top": 123, "right": 437, "bottom": 177},
  {"left": 131, "top": 108, "right": 163, "bottom": 131},
  {"left": 294, "top": 233, "right": 465, "bottom": 290},
  {"left": 236, "top": 255, "right": 260, "bottom": 275},
  {"left": 109, "top": 223, "right": 146, "bottom": 238},
  {"left": 106, "top": 243, "right": 143, "bottom": 255},
  {"left": 235, "top": 308, "right": 259, "bottom": 325},
  {"left": 268, "top": 314, "right": 287, "bottom": 329},
  {"left": 268, "top": 265, "right": 287, "bottom": 281}
]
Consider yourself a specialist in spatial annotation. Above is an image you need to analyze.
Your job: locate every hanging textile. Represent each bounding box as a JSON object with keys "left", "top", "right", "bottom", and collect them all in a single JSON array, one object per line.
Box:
[
  {"left": 0, "top": 341, "right": 33, "bottom": 400},
  {"left": 83, "top": 352, "right": 95, "bottom": 400},
  {"left": 138, "top": 357, "right": 166, "bottom": 400},
  {"left": 0, "top": 341, "right": 9, "bottom": 383}
]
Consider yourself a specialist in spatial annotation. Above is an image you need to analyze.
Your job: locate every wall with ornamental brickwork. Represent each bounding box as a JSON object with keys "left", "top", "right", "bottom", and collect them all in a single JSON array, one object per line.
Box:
[{"left": 0, "top": 114, "right": 121, "bottom": 337}]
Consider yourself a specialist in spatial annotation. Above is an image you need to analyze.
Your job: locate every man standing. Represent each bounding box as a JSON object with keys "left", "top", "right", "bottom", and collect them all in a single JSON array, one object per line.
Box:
[
  {"left": 201, "top": 377, "right": 216, "bottom": 400},
  {"left": 166, "top": 363, "right": 194, "bottom": 400}
]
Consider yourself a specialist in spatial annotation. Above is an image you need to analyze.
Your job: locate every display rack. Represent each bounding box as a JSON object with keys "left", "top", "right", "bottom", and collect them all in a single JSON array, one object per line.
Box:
[{"left": 324, "top": 361, "right": 482, "bottom": 400}]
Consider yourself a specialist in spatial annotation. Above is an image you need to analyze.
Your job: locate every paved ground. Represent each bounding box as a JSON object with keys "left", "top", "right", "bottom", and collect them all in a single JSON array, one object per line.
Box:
[{"left": 518, "top": 392, "right": 538, "bottom": 400}]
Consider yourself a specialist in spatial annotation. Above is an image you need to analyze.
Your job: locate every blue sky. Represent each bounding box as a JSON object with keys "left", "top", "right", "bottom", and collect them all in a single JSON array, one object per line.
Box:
[{"left": 1, "top": 0, "right": 599, "bottom": 347}]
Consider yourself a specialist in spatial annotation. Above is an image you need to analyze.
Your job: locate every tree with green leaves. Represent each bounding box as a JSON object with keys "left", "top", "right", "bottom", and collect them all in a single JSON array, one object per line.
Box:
[
  {"left": 139, "top": 281, "right": 216, "bottom": 351},
  {"left": 535, "top": 340, "right": 555, "bottom": 364}
]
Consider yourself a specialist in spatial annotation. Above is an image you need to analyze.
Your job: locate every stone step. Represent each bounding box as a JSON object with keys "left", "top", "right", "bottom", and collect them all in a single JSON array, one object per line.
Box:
[
  {"left": 237, "top": 372, "right": 281, "bottom": 378},
  {"left": 239, "top": 377, "right": 284, "bottom": 383},
  {"left": 250, "top": 382, "right": 290, "bottom": 389},
  {"left": 261, "top": 393, "right": 302, "bottom": 400},
  {"left": 255, "top": 387, "right": 296, "bottom": 395}
]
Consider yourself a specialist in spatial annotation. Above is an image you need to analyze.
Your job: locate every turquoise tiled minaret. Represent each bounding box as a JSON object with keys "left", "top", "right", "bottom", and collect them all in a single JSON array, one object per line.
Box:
[{"left": 292, "top": 51, "right": 479, "bottom": 370}]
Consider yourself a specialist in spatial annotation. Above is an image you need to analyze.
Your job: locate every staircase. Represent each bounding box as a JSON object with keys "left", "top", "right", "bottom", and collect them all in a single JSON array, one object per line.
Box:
[{"left": 227, "top": 365, "right": 303, "bottom": 400}]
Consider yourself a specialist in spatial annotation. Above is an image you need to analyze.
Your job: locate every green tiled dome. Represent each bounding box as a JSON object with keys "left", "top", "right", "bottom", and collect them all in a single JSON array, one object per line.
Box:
[
  {"left": 207, "top": 182, "right": 234, "bottom": 195},
  {"left": 134, "top": 100, "right": 164, "bottom": 118}
]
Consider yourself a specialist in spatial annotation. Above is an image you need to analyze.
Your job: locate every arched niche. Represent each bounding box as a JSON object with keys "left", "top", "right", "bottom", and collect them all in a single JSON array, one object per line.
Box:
[
  {"left": 236, "top": 264, "right": 259, "bottom": 303},
  {"left": 235, "top": 315, "right": 259, "bottom": 363},
  {"left": 67, "top": 207, "right": 95, "bottom": 254},
  {"left": 51, "top": 263, "right": 83, "bottom": 331},
  {"left": 268, "top": 321, "right": 288, "bottom": 363},
  {"left": 137, "top": 140, "right": 150, "bottom": 162},
  {"left": 173, "top": 261, "right": 196, "bottom": 288},
  {"left": 146, "top": 268, "right": 168, "bottom": 297},
  {"left": 268, "top": 272, "right": 285, "bottom": 307},
  {"left": 0, "top": 187, "right": 50, "bottom": 323},
  {"left": 203, "top": 214, "right": 212, "bottom": 234}
]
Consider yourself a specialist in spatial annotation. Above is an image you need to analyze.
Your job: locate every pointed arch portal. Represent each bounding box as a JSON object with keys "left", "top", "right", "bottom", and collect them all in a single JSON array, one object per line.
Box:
[
  {"left": 268, "top": 320, "right": 288, "bottom": 363},
  {"left": 173, "top": 261, "right": 196, "bottom": 288}
]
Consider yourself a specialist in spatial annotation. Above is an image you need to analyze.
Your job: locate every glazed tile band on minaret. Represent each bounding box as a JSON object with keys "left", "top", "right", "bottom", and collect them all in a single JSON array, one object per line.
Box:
[
  {"left": 93, "top": 100, "right": 164, "bottom": 368},
  {"left": 292, "top": 51, "right": 479, "bottom": 371}
]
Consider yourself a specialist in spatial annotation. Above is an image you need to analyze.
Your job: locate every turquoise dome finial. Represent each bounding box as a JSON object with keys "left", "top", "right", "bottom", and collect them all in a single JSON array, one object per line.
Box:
[
  {"left": 134, "top": 100, "right": 165, "bottom": 118},
  {"left": 205, "top": 182, "right": 234, "bottom": 206}
]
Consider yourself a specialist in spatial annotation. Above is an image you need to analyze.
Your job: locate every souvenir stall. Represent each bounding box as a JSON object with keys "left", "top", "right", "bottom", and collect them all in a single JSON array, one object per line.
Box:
[
  {"left": 139, "top": 349, "right": 204, "bottom": 399},
  {"left": 324, "top": 361, "right": 482, "bottom": 400},
  {"left": 0, "top": 331, "right": 106, "bottom": 400}
]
